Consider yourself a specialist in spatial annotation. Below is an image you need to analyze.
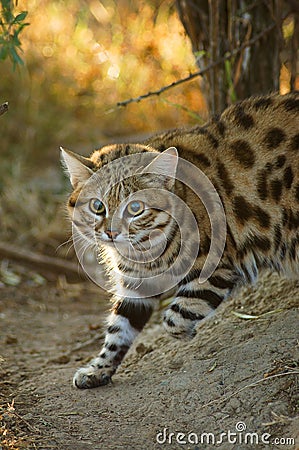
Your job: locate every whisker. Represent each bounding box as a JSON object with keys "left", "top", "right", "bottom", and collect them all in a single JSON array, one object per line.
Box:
[{"left": 55, "top": 236, "right": 74, "bottom": 253}]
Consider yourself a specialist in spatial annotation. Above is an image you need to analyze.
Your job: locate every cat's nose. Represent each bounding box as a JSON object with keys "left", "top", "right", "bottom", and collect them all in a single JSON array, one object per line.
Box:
[{"left": 105, "top": 229, "right": 120, "bottom": 240}]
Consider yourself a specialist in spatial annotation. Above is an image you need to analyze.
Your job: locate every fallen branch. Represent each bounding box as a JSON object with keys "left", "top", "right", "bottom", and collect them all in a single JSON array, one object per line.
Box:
[
  {"left": 0, "top": 102, "right": 8, "bottom": 116},
  {"left": 116, "top": 18, "right": 285, "bottom": 108},
  {"left": 0, "top": 241, "right": 85, "bottom": 281}
]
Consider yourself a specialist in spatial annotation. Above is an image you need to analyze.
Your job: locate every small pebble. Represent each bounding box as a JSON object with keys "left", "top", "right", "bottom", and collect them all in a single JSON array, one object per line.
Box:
[
  {"left": 5, "top": 334, "right": 18, "bottom": 344},
  {"left": 135, "top": 343, "right": 152, "bottom": 357},
  {"left": 168, "top": 359, "right": 184, "bottom": 369},
  {"left": 50, "top": 354, "right": 70, "bottom": 364}
]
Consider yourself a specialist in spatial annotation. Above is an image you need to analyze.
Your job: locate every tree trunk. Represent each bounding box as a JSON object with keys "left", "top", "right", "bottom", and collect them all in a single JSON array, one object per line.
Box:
[{"left": 176, "top": 1, "right": 293, "bottom": 114}]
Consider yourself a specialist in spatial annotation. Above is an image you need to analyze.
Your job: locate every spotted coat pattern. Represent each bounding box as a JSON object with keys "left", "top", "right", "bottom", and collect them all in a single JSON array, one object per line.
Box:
[{"left": 62, "top": 92, "right": 299, "bottom": 388}]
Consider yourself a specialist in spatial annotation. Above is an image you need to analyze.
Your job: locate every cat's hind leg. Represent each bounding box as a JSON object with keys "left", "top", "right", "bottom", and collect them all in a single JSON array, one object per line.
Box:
[{"left": 163, "top": 268, "right": 240, "bottom": 337}]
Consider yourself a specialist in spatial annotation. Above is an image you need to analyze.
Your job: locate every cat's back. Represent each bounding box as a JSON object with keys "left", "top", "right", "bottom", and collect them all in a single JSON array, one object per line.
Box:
[
  {"left": 144, "top": 92, "right": 299, "bottom": 254},
  {"left": 146, "top": 93, "right": 298, "bottom": 201},
  {"left": 219, "top": 91, "right": 299, "bottom": 163},
  {"left": 147, "top": 92, "right": 299, "bottom": 167}
]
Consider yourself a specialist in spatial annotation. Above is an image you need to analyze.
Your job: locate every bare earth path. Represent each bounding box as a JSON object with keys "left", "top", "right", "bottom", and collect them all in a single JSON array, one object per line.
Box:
[{"left": 0, "top": 264, "right": 298, "bottom": 449}]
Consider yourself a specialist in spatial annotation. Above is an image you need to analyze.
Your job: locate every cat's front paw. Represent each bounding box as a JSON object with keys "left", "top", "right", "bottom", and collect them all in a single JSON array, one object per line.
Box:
[
  {"left": 163, "top": 304, "right": 201, "bottom": 338},
  {"left": 73, "top": 365, "right": 114, "bottom": 389}
]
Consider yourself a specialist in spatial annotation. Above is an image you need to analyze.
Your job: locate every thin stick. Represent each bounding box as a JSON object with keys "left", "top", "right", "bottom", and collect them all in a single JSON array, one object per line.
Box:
[
  {"left": 116, "top": 18, "right": 285, "bottom": 108},
  {"left": 0, "top": 241, "right": 84, "bottom": 281},
  {"left": 12, "top": 409, "right": 40, "bottom": 432},
  {"left": 6, "top": 401, "right": 39, "bottom": 433},
  {"left": 68, "top": 332, "right": 104, "bottom": 354}
]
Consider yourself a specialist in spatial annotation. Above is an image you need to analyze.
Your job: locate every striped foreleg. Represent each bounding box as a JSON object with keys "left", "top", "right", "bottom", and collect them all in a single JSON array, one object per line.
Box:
[{"left": 73, "top": 298, "right": 154, "bottom": 388}]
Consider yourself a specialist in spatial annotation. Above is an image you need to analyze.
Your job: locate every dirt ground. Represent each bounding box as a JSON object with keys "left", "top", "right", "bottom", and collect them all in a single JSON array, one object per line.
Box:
[{"left": 0, "top": 262, "right": 298, "bottom": 450}]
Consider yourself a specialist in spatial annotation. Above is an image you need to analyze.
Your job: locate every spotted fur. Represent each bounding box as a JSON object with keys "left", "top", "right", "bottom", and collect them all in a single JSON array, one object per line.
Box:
[{"left": 61, "top": 92, "right": 299, "bottom": 389}]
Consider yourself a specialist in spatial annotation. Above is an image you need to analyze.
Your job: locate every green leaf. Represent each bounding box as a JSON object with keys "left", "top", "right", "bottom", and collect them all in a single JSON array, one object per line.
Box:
[
  {"left": 3, "top": 9, "right": 14, "bottom": 24},
  {"left": 10, "top": 46, "right": 24, "bottom": 66},
  {"left": 194, "top": 49, "right": 209, "bottom": 59},
  {"left": 1, "top": 0, "right": 12, "bottom": 8},
  {"left": 161, "top": 98, "right": 204, "bottom": 123},
  {"left": 0, "top": 45, "right": 8, "bottom": 61},
  {"left": 12, "top": 30, "right": 21, "bottom": 46},
  {"left": 0, "top": 1, "right": 29, "bottom": 68},
  {"left": 13, "top": 11, "right": 28, "bottom": 23}
]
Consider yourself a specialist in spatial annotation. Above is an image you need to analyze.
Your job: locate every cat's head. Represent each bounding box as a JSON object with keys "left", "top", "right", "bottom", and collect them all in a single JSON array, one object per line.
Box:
[{"left": 61, "top": 144, "right": 179, "bottom": 259}]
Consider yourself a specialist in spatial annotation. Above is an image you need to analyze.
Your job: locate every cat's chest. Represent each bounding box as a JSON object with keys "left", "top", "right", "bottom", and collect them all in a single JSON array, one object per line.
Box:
[
  {"left": 115, "top": 271, "right": 177, "bottom": 300},
  {"left": 105, "top": 245, "right": 179, "bottom": 293}
]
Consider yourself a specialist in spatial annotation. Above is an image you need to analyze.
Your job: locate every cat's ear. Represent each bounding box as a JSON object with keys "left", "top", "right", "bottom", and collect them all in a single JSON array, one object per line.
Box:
[
  {"left": 142, "top": 147, "right": 178, "bottom": 188},
  {"left": 60, "top": 147, "right": 94, "bottom": 188}
]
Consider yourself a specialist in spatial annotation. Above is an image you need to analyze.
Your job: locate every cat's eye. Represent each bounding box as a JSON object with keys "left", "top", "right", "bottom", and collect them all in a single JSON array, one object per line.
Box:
[
  {"left": 89, "top": 198, "right": 106, "bottom": 215},
  {"left": 126, "top": 200, "right": 145, "bottom": 217}
]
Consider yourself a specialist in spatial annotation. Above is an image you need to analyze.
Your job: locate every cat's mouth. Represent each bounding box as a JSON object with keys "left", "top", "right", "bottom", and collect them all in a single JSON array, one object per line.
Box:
[
  {"left": 98, "top": 231, "right": 165, "bottom": 252},
  {"left": 98, "top": 233, "right": 127, "bottom": 244}
]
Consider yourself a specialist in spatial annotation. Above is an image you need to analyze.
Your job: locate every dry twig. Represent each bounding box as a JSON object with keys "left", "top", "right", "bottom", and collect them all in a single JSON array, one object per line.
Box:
[
  {"left": 6, "top": 400, "right": 39, "bottom": 433},
  {"left": 117, "top": 19, "right": 286, "bottom": 108},
  {"left": 0, "top": 241, "right": 84, "bottom": 281}
]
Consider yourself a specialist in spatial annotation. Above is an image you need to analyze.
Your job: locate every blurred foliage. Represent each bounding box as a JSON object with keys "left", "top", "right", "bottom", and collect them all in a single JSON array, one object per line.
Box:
[
  {"left": 1, "top": 1, "right": 295, "bottom": 253},
  {"left": 0, "top": 0, "right": 203, "bottom": 252},
  {"left": 0, "top": 0, "right": 29, "bottom": 67},
  {"left": 1, "top": 0, "right": 203, "bottom": 162}
]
